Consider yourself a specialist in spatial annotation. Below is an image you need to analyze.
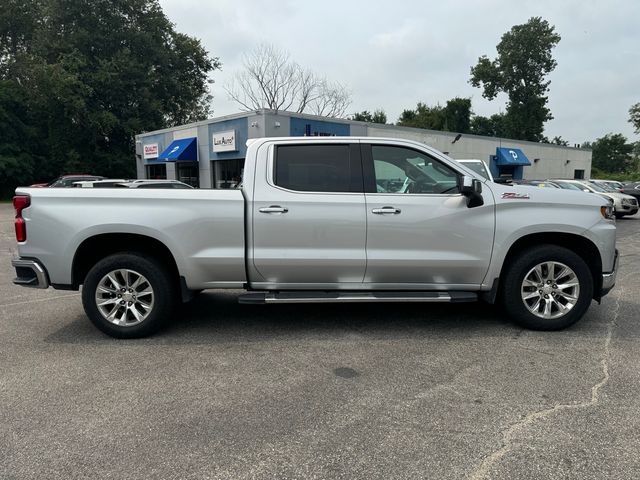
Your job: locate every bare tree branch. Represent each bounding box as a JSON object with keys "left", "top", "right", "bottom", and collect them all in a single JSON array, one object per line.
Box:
[{"left": 224, "top": 43, "right": 351, "bottom": 118}]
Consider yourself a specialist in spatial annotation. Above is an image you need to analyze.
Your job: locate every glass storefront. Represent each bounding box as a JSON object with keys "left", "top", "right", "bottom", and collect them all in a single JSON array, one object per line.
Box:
[
  {"left": 212, "top": 159, "right": 244, "bottom": 189},
  {"left": 146, "top": 164, "right": 167, "bottom": 180},
  {"left": 177, "top": 162, "right": 199, "bottom": 188}
]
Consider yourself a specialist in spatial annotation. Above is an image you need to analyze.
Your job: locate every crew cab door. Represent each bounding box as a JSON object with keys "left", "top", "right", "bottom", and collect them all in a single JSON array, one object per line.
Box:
[
  {"left": 362, "top": 142, "right": 495, "bottom": 287},
  {"left": 250, "top": 142, "right": 366, "bottom": 288}
]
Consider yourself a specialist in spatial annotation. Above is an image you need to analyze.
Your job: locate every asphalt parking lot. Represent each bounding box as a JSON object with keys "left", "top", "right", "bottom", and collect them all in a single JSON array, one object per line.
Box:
[{"left": 1, "top": 203, "right": 639, "bottom": 480}]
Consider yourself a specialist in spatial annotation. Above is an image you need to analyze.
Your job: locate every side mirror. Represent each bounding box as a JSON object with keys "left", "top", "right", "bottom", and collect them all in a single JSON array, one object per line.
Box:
[{"left": 459, "top": 175, "right": 484, "bottom": 208}]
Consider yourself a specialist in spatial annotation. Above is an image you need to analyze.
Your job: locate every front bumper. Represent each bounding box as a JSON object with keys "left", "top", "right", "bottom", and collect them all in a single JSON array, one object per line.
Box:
[
  {"left": 11, "top": 258, "right": 50, "bottom": 289},
  {"left": 601, "top": 249, "right": 619, "bottom": 297},
  {"left": 619, "top": 201, "right": 638, "bottom": 214}
]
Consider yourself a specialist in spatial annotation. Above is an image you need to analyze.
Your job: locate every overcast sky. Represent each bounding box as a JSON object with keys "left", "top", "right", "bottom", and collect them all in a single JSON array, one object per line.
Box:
[{"left": 159, "top": 0, "right": 639, "bottom": 143}]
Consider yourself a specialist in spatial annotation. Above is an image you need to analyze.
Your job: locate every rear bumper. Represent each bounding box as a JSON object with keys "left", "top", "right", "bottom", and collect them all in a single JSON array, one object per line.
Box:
[
  {"left": 11, "top": 258, "right": 50, "bottom": 289},
  {"left": 600, "top": 249, "right": 618, "bottom": 297}
]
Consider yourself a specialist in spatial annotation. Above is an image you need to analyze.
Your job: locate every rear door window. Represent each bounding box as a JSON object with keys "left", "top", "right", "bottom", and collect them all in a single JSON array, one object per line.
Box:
[{"left": 274, "top": 144, "right": 362, "bottom": 193}]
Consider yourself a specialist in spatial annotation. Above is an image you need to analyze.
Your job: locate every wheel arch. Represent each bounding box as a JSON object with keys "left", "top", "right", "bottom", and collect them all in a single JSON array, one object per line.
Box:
[
  {"left": 486, "top": 232, "right": 603, "bottom": 303},
  {"left": 72, "top": 233, "right": 181, "bottom": 292}
]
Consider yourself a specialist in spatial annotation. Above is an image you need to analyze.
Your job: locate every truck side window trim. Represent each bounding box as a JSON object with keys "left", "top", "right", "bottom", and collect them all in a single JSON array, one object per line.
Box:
[
  {"left": 361, "top": 143, "right": 463, "bottom": 196},
  {"left": 271, "top": 143, "right": 364, "bottom": 194}
]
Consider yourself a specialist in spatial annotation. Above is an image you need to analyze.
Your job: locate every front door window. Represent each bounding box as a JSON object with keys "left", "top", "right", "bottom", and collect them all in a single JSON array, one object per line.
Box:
[{"left": 371, "top": 145, "right": 459, "bottom": 194}]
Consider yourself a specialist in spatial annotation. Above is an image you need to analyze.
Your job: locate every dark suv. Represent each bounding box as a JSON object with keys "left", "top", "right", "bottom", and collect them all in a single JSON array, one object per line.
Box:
[{"left": 622, "top": 182, "right": 640, "bottom": 201}]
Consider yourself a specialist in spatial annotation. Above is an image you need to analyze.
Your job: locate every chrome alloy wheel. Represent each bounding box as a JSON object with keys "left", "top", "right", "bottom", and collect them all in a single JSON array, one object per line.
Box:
[
  {"left": 521, "top": 261, "right": 580, "bottom": 319},
  {"left": 94, "top": 269, "right": 154, "bottom": 326}
]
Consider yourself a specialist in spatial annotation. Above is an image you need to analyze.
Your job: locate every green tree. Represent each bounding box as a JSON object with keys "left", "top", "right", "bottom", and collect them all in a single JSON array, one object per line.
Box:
[
  {"left": 470, "top": 17, "right": 561, "bottom": 142},
  {"left": 0, "top": 0, "right": 219, "bottom": 195},
  {"left": 589, "top": 133, "right": 634, "bottom": 174},
  {"left": 469, "top": 113, "right": 508, "bottom": 137},
  {"left": 398, "top": 97, "right": 472, "bottom": 133},
  {"left": 442, "top": 97, "right": 472, "bottom": 133},
  {"left": 551, "top": 136, "right": 569, "bottom": 146},
  {"left": 398, "top": 102, "right": 444, "bottom": 130},
  {"left": 351, "top": 109, "right": 387, "bottom": 123},
  {"left": 629, "top": 103, "right": 640, "bottom": 134}
]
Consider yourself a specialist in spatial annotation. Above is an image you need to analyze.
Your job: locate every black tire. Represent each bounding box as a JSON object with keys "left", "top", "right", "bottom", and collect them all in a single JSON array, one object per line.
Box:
[
  {"left": 615, "top": 212, "right": 625, "bottom": 219},
  {"left": 81, "top": 253, "right": 176, "bottom": 338},
  {"left": 500, "top": 245, "right": 593, "bottom": 330}
]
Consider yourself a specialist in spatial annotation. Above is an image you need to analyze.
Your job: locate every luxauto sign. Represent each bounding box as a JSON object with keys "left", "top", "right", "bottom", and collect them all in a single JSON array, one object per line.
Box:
[
  {"left": 212, "top": 130, "right": 237, "bottom": 152},
  {"left": 143, "top": 143, "right": 159, "bottom": 159}
]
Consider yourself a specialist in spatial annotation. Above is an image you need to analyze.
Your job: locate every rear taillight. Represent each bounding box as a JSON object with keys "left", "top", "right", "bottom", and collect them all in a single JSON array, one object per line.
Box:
[{"left": 13, "top": 195, "right": 30, "bottom": 242}]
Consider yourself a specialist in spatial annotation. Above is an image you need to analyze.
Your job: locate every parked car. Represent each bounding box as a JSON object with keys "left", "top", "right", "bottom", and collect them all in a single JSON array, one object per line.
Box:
[
  {"left": 512, "top": 180, "right": 561, "bottom": 189},
  {"left": 551, "top": 179, "right": 638, "bottom": 218},
  {"left": 12, "top": 136, "right": 618, "bottom": 338},
  {"left": 590, "top": 179, "right": 624, "bottom": 193},
  {"left": 621, "top": 182, "right": 640, "bottom": 202},
  {"left": 456, "top": 159, "right": 494, "bottom": 182},
  {"left": 548, "top": 179, "right": 614, "bottom": 206},
  {"left": 30, "top": 175, "right": 105, "bottom": 188},
  {"left": 73, "top": 179, "right": 128, "bottom": 188},
  {"left": 117, "top": 180, "right": 194, "bottom": 189}
]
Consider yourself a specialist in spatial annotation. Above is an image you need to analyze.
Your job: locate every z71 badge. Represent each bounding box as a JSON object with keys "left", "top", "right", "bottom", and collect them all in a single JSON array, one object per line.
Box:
[{"left": 502, "top": 192, "right": 531, "bottom": 199}]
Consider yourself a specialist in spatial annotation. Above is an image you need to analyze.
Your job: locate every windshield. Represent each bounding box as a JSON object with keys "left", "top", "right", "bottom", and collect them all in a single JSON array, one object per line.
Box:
[
  {"left": 594, "top": 182, "right": 617, "bottom": 192},
  {"left": 585, "top": 182, "right": 607, "bottom": 193},
  {"left": 555, "top": 181, "right": 582, "bottom": 191},
  {"left": 460, "top": 161, "right": 490, "bottom": 181}
]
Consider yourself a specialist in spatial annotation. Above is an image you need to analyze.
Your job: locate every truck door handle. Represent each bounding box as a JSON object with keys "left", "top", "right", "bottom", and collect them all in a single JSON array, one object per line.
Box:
[
  {"left": 259, "top": 205, "right": 288, "bottom": 214},
  {"left": 372, "top": 206, "right": 401, "bottom": 215}
]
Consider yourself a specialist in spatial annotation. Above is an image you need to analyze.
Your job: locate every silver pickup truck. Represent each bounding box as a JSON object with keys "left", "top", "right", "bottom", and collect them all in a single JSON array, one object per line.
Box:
[{"left": 12, "top": 137, "right": 618, "bottom": 338}]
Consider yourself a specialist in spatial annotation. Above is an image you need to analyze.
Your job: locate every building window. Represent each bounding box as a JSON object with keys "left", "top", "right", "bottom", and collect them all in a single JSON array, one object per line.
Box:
[
  {"left": 212, "top": 159, "right": 244, "bottom": 189},
  {"left": 574, "top": 169, "right": 585, "bottom": 179},
  {"left": 146, "top": 164, "right": 166, "bottom": 180}
]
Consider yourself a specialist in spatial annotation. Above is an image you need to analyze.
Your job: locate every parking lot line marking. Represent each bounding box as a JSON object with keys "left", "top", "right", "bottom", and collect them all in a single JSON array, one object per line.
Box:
[{"left": 0, "top": 293, "right": 80, "bottom": 308}]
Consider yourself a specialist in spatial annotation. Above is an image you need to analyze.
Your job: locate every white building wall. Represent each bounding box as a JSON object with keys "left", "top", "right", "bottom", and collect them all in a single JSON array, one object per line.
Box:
[
  {"left": 165, "top": 162, "right": 176, "bottom": 181},
  {"left": 196, "top": 124, "right": 211, "bottom": 188}
]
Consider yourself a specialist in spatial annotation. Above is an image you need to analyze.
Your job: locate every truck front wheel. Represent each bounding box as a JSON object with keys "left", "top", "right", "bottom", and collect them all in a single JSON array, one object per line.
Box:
[
  {"left": 81, "top": 253, "right": 175, "bottom": 338},
  {"left": 501, "top": 245, "right": 594, "bottom": 330}
]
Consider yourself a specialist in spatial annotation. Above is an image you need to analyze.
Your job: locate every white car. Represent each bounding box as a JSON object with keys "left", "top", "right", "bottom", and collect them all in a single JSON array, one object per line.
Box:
[
  {"left": 590, "top": 179, "right": 624, "bottom": 193},
  {"left": 73, "top": 179, "right": 128, "bottom": 188},
  {"left": 552, "top": 179, "right": 638, "bottom": 218},
  {"left": 457, "top": 159, "right": 494, "bottom": 182},
  {"left": 117, "top": 180, "right": 194, "bottom": 189}
]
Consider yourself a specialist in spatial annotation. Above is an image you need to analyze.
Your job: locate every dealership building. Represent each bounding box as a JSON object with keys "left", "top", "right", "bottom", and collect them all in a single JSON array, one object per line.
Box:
[{"left": 135, "top": 109, "right": 592, "bottom": 188}]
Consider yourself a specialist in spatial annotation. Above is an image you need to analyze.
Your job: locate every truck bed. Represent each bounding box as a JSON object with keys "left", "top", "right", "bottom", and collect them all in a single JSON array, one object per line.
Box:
[{"left": 15, "top": 187, "right": 247, "bottom": 289}]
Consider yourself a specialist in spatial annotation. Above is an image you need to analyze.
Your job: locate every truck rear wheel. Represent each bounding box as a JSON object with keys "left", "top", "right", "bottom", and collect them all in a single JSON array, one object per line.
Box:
[
  {"left": 81, "top": 253, "right": 175, "bottom": 338},
  {"left": 501, "top": 245, "right": 593, "bottom": 330}
]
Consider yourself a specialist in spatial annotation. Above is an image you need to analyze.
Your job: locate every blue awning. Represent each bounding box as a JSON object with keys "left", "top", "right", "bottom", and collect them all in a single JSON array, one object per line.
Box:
[
  {"left": 158, "top": 138, "right": 197, "bottom": 161},
  {"left": 495, "top": 147, "right": 531, "bottom": 166}
]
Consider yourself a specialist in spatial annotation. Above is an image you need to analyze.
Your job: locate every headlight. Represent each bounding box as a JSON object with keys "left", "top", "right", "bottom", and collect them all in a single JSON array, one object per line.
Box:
[
  {"left": 622, "top": 198, "right": 632, "bottom": 205},
  {"left": 600, "top": 205, "right": 615, "bottom": 219}
]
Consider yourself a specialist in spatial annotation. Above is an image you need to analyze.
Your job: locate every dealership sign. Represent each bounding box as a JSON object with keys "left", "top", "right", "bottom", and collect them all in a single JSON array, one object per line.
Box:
[
  {"left": 212, "top": 130, "right": 237, "bottom": 152},
  {"left": 143, "top": 143, "right": 159, "bottom": 159}
]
